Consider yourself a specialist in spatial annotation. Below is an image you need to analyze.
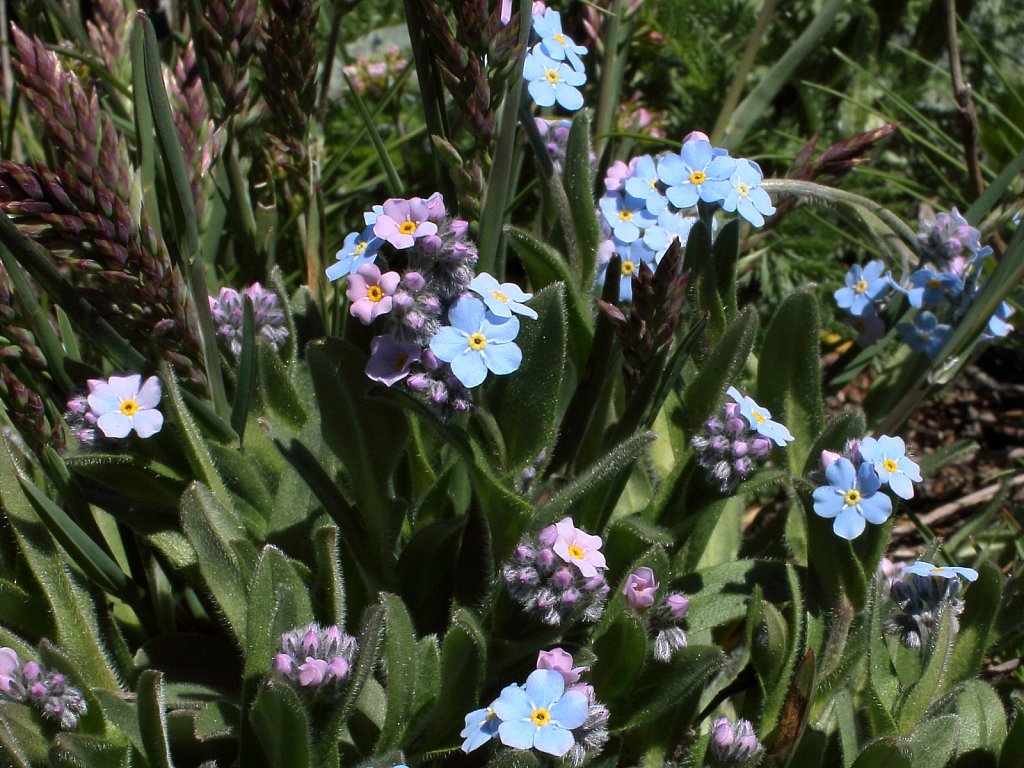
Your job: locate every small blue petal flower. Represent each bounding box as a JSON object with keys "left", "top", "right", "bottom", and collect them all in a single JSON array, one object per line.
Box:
[
  {"left": 902, "top": 560, "right": 979, "bottom": 582},
  {"left": 897, "top": 311, "right": 951, "bottom": 359},
  {"left": 493, "top": 669, "right": 588, "bottom": 757},
  {"left": 524, "top": 49, "right": 586, "bottom": 111},
  {"left": 708, "top": 158, "right": 775, "bottom": 227},
  {"left": 812, "top": 457, "right": 893, "bottom": 540},
  {"left": 430, "top": 297, "right": 522, "bottom": 388},
  {"left": 726, "top": 386, "right": 794, "bottom": 446},
  {"left": 532, "top": 9, "right": 587, "bottom": 71},
  {"left": 460, "top": 705, "right": 501, "bottom": 752},
  {"left": 657, "top": 140, "right": 736, "bottom": 210},
  {"left": 598, "top": 191, "right": 658, "bottom": 243},
  {"left": 858, "top": 435, "right": 922, "bottom": 500},
  {"left": 469, "top": 272, "right": 538, "bottom": 319},
  {"left": 325, "top": 228, "right": 381, "bottom": 282},
  {"left": 906, "top": 268, "right": 963, "bottom": 309},
  {"left": 596, "top": 239, "right": 656, "bottom": 302},
  {"left": 642, "top": 209, "right": 697, "bottom": 261},
  {"left": 985, "top": 301, "right": 1014, "bottom": 338},
  {"left": 624, "top": 155, "right": 668, "bottom": 214},
  {"left": 834, "top": 261, "right": 892, "bottom": 317}
]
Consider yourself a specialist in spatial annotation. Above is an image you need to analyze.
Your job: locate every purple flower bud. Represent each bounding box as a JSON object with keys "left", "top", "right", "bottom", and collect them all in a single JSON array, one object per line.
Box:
[
  {"left": 22, "top": 661, "right": 42, "bottom": 682},
  {"left": 419, "top": 235, "right": 443, "bottom": 254},
  {"left": 404, "top": 271, "right": 426, "bottom": 290},
  {"left": 392, "top": 291, "right": 414, "bottom": 310},
  {"left": 749, "top": 437, "right": 772, "bottom": 457},
  {"left": 29, "top": 683, "right": 47, "bottom": 701},
  {"left": 704, "top": 418, "right": 722, "bottom": 434},
  {"left": 301, "top": 629, "right": 319, "bottom": 655},
  {"left": 450, "top": 219, "right": 469, "bottom": 238},
  {"left": 420, "top": 348, "right": 440, "bottom": 369},
  {"left": 560, "top": 589, "right": 580, "bottom": 606},
  {"left": 622, "top": 566, "right": 659, "bottom": 609},
  {"left": 664, "top": 593, "right": 689, "bottom": 619},
  {"left": 733, "top": 457, "right": 752, "bottom": 475},
  {"left": 537, "top": 548, "right": 555, "bottom": 567},
  {"left": 683, "top": 130, "right": 710, "bottom": 143},
  {"left": 553, "top": 568, "right": 574, "bottom": 589},
  {"left": 515, "top": 545, "right": 535, "bottom": 562},
  {"left": 326, "top": 656, "right": 349, "bottom": 680},
  {"left": 710, "top": 436, "right": 729, "bottom": 453},
  {"left": 536, "top": 648, "right": 588, "bottom": 684},
  {"left": 846, "top": 438, "right": 862, "bottom": 464},
  {"left": 297, "top": 658, "right": 328, "bottom": 687},
  {"left": 430, "top": 384, "right": 448, "bottom": 404},
  {"left": 725, "top": 417, "right": 746, "bottom": 436},
  {"left": 731, "top": 441, "right": 748, "bottom": 458},
  {"left": 820, "top": 449, "right": 841, "bottom": 471},
  {"left": 712, "top": 717, "right": 735, "bottom": 748},
  {"left": 421, "top": 296, "right": 441, "bottom": 312},
  {"left": 583, "top": 573, "right": 606, "bottom": 591},
  {"left": 273, "top": 653, "right": 294, "bottom": 675},
  {"left": 406, "top": 373, "right": 430, "bottom": 391},
  {"left": 537, "top": 525, "right": 558, "bottom": 547},
  {"left": 723, "top": 402, "right": 741, "bottom": 420}
]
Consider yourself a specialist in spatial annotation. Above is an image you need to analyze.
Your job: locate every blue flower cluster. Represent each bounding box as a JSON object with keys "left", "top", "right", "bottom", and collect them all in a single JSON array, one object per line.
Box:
[
  {"left": 324, "top": 194, "right": 536, "bottom": 415},
  {"left": 597, "top": 133, "right": 776, "bottom": 301},
  {"left": 523, "top": 8, "right": 588, "bottom": 111},
  {"left": 883, "top": 558, "right": 977, "bottom": 650},
  {"left": 461, "top": 649, "right": 609, "bottom": 765},
  {"left": 833, "top": 207, "right": 1014, "bottom": 356},
  {"left": 813, "top": 435, "right": 921, "bottom": 540}
]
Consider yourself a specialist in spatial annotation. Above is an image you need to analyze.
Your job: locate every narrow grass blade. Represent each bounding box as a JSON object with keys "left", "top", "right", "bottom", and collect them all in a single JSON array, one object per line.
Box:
[{"left": 230, "top": 298, "right": 257, "bottom": 442}]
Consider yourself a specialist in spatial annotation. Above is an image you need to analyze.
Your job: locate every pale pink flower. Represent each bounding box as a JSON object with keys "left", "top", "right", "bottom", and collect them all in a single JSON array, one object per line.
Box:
[
  {"left": 551, "top": 517, "right": 607, "bottom": 578},
  {"left": 536, "top": 647, "right": 589, "bottom": 685},
  {"left": 372, "top": 197, "right": 438, "bottom": 249},
  {"left": 86, "top": 374, "right": 164, "bottom": 439},
  {"left": 346, "top": 264, "right": 401, "bottom": 324},
  {"left": 622, "top": 566, "right": 659, "bottom": 609}
]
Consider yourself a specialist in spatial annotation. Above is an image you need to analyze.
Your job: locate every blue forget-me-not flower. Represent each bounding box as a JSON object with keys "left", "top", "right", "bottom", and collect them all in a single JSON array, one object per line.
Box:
[
  {"left": 531, "top": 9, "right": 587, "bottom": 72},
  {"left": 858, "top": 435, "right": 922, "bottom": 500},
  {"left": 812, "top": 457, "right": 893, "bottom": 540},
  {"left": 834, "top": 260, "right": 892, "bottom": 317},
  {"left": 326, "top": 227, "right": 381, "bottom": 282},
  {"left": 493, "top": 669, "right": 589, "bottom": 756},
  {"left": 897, "top": 311, "right": 951, "bottom": 359},
  {"left": 657, "top": 139, "right": 736, "bottom": 210},
  {"left": 902, "top": 560, "right": 979, "bottom": 582},
  {"left": 430, "top": 297, "right": 522, "bottom": 388},
  {"left": 726, "top": 386, "right": 794, "bottom": 446},
  {"left": 468, "top": 273, "right": 538, "bottom": 319},
  {"left": 706, "top": 158, "right": 776, "bottom": 227},
  {"left": 523, "top": 50, "right": 586, "bottom": 111}
]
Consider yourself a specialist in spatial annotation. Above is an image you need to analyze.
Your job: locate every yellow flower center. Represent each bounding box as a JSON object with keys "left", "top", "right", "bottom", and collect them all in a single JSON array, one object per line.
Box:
[
  {"left": 753, "top": 410, "right": 767, "bottom": 424},
  {"left": 688, "top": 170, "right": 707, "bottom": 185},
  {"left": 545, "top": 69, "right": 560, "bottom": 84},
  {"left": 568, "top": 544, "right": 584, "bottom": 559},
  {"left": 398, "top": 220, "right": 417, "bottom": 236},
  {"left": 736, "top": 181, "right": 750, "bottom": 197},
  {"left": 844, "top": 489, "right": 862, "bottom": 506},
  {"left": 119, "top": 399, "right": 139, "bottom": 416},
  {"left": 468, "top": 332, "right": 487, "bottom": 351},
  {"left": 554, "top": 33, "right": 566, "bottom": 45},
  {"left": 367, "top": 285, "right": 384, "bottom": 302},
  {"left": 393, "top": 354, "right": 409, "bottom": 373},
  {"left": 530, "top": 707, "right": 551, "bottom": 726},
  {"left": 354, "top": 241, "right": 367, "bottom": 255},
  {"left": 882, "top": 458, "right": 899, "bottom": 473},
  {"left": 854, "top": 279, "right": 869, "bottom": 294},
  {"left": 621, "top": 260, "right": 635, "bottom": 276},
  {"left": 492, "top": 290, "right": 509, "bottom": 303},
  {"left": 931, "top": 566, "right": 945, "bottom": 573},
  {"left": 927, "top": 278, "right": 941, "bottom": 288},
  {"left": 650, "top": 179, "right": 659, "bottom": 190},
  {"left": 618, "top": 209, "right": 633, "bottom": 221}
]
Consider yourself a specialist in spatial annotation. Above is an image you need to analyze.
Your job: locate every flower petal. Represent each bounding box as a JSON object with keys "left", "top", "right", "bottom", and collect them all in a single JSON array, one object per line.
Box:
[
  {"left": 131, "top": 408, "right": 164, "bottom": 438},
  {"left": 135, "top": 376, "right": 162, "bottom": 409},
  {"left": 429, "top": 327, "right": 468, "bottom": 362},
  {"left": 106, "top": 374, "right": 141, "bottom": 401},
  {"left": 483, "top": 342, "right": 523, "bottom": 376},
  {"left": 549, "top": 689, "right": 588, "bottom": 729},
  {"left": 451, "top": 350, "right": 488, "bottom": 388},
  {"left": 858, "top": 492, "right": 892, "bottom": 525},
  {"left": 523, "top": 669, "right": 565, "bottom": 709},
  {"left": 532, "top": 723, "right": 575, "bottom": 756},
  {"left": 448, "top": 297, "right": 487, "bottom": 334},
  {"left": 833, "top": 507, "right": 866, "bottom": 540},
  {"left": 97, "top": 412, "right": 132, "bottom": 438},
  {"left": 498, "top": 719, "right": 537, "bottom": 750},
  {"left": 87, "top": 381, "right": 121, "bottom": 414}
]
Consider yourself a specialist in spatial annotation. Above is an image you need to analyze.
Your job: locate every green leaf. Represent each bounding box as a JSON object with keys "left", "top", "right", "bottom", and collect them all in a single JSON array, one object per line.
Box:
[
  {"left": 537, "top": 430, "right": 657, "bottom": 531},
  {"left": 129, "top": 18, "right": 160, "bottom": 242},
  {"left": 590, "top": 614, "right": 647, "bottom": 706},
  {"left": 180, "top": 482, "right": 248, "bottom": 643},
  {"left": 677, "top": 559, "right": 790, "bottom": 633},
  {"left": 951, "top": 680, "right": 1007, "bottom": 760},
  {"left": 505, "top": 225, "right": 593, "bottom": 363},
  {"left": 563, "top": 111, "right": 601, "bottom": 287},
  {"left": 376, "top": 594, "right": 418, "bottom": 752},
  {"left": 757, "top": 289, "right": 824, "bottom": 473},
  {"left": 897, "top": 607, "right": 955, "bottom": 734},
  {"left": 848, "top": 740, "right": 912, "bottom": 768},
  {"left": 231, "top": 299, "right": 258, "bottom": 441},
  {"left": 764, "top": 650, "right": 816, "bottom": 765},
  {"left": 245, "top": 546, "right": 314, "bottom": 682},
  {"left": 15, "top": 471, "right": 143, "bottom": 604},
  {"left": 314, "top": 525, "right": 347, "bottom": 628},
  {"left": 680, "top": 307, "right": 759, "bottom": 434},
  {"left": 307, "top": 338, "right": 408, "bottom": 554},
  {"left": 137, "top": 670, "right": 173, "bottom": 768},
  {"left": 252, "top": 681, "right": 312, "bottom": 768},
  {"left": 162, "top": 365, "right": 234, "bottom": 513},
  {"left": 48, "top": 733, "right": 131, "bottom": 768},
  {"left": 614, "top": 644, "right": 724, "bottom": 731},
  {"left": 486, "top": 751, "right": 543, "bottom": 768},
  {"left": 999, "top": 698, "right": 1024, "bottom": 768},
  {"left": 0, "top": 443, "right": 118, "bottom": 689},
  {"left": 490, "top": 284, "right": 568, "bottom": 471},
  {"left": 909, "top": 714, "right": 960, "bottom": 767},
  {"left": 947, "top": 560, "right": 1002, "bottom": 685},
  {"left": 713, "top": 219, "right": 740, "bottom": 318}
]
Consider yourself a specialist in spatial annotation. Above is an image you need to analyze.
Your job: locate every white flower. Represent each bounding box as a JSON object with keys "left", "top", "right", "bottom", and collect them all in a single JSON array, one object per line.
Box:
[{"left": 86, "top": 374, "right": 164, "bottom": 439}]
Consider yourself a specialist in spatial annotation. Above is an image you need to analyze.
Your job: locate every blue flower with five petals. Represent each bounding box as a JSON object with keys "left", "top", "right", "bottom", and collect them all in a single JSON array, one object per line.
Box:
[
  {"left": 623, "top": 155, "right": 667, "bottom": 215},
  {"left": 812, "top": 457, "right": 893, "bottom": 540},
  {"left": 834, "top": 261, "right": 892, "bottom": 317},
  {"left": 468, "top": 273, "right": 538, "bottom": 319},
  {"left": 858, "top": 435, "right": 922, "bottom": 500},
  {"left": 598, "top": 191, "right": 657, "bottom": 243},
  {"left": 705, "top": 158, "right": 775, "bottom": 227},
  {"left": 325, "top": 227, "right": 381, "bottom": 282},
  {"left": 531, "top": 9, "right": 587, "bottom": 72},
  {"left": 523, "top": 50, "right": 586, "bottom": 111},
  {"left": 897, "top": 311, "right": 951, "bottom": 358},
  {"left": 430, "top": 297, "right": 522, "bottom": 388},
  {"left": 657, "top": 139, "right": 736, "bottom": 210},
  {"left": 493, "top": 669, "right": 588, "bottom": 757},
  {"left": 906, "top": 268, "right": 962, "bottom": 308},
  {"left": 726, "top": 386, "right": 794, "bottom": 446}
]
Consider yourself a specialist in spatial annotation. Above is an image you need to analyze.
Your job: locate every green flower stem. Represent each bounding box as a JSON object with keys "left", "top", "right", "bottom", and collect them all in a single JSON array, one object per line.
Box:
[
  {"left": 711, "top": 0, "right": 779, "bottom": 144},
  {"left": 593, "top": 0, "right": 633, "bottom": 162}
]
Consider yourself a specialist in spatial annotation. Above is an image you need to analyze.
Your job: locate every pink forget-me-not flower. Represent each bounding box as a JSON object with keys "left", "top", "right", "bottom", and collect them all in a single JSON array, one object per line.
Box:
[
  {"left": 347, "top": 263, "right": 401, "bottom": 324},
  {"left": 373, "top": 197, "right": 439, "bottom": 249},
  {"left": 549, "top": 517, "right": 607, "bottom": 578}
]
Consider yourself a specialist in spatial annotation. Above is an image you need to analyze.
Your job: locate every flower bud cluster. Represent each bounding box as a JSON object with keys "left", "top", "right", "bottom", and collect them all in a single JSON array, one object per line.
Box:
[
  {"left": 0, "top": 647, "right": 88, "bottom": 729},
  {"left": 272, "top": 623, "right": 357, "bottom": 695},
  {"left": 501, "top": 517, "right": 610, "bottom": 626},
  {"left": 208, "top": 283, "right": 289, "bottom": 359},
  {"left": 882, "top": 560, "right": 977, "bottom": 651},
  {"left": 621, "top": 567, "right": 691, "bottom": 661},
  {"left": 708, "top": 717, "right": 764, "bottom": 767},
  {"left": 691, "top": 401, "right": 773, "bottom": 494}
]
